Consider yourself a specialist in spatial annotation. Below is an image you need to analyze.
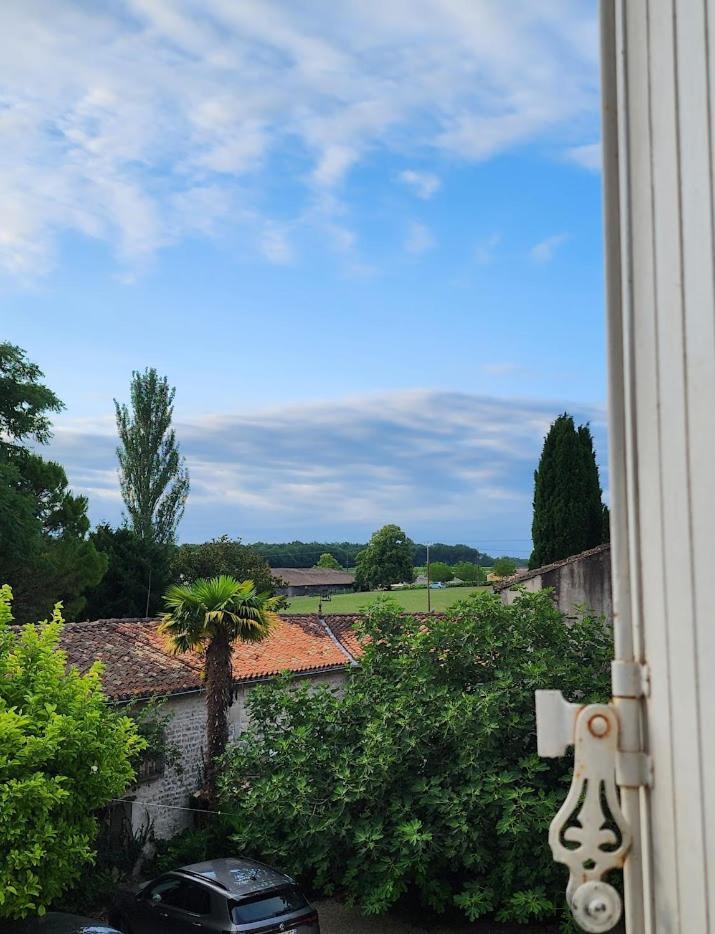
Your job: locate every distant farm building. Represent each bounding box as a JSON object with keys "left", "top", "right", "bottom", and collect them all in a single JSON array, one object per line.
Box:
[
  {"left": 272, "top": 567, "right": 356, "bottom": 597},
  {"left": 494, "top": 543, "right": 612, "bottom": 622}
]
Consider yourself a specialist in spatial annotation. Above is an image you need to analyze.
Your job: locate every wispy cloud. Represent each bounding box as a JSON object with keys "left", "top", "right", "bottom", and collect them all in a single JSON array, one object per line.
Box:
[
  {"left": 398, "top": 169, "right": 442, "bottom": 200},
  {"left": 565, "top": 142, "right": 601, "bottom": 171},
  {"left": 474, "top": 233, "right": 501, "bottom": 265},
  {"left": 405, "top": 221, "right": 436, "bottom": 255},
  {"left": 530, "top": 233, "right": 569, "bottom": 264},
  {"left": 47, "top": 390, "right": 607, "bottom": 550},
  {"left": 259, "top": 224, "right": 295, "bottom": 265},
  {"left": 0, "top": 0, "right": 599, "bottom": 279}
]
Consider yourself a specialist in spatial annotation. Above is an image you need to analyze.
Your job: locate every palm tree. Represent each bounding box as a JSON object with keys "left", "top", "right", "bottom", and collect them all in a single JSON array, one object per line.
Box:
[{"left": 161, "top": 575, "right": 278, "bottom": 801}]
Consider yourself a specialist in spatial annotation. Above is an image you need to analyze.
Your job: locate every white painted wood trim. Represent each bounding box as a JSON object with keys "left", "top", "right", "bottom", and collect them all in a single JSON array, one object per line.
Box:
[{"left": 604, "top": 0, "right": 715, "bottom": 929}]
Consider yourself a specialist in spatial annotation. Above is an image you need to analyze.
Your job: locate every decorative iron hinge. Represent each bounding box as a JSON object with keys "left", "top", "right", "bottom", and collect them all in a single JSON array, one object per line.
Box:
[{"left": 535, "top": 689, "right": 651, "bottom": 932}]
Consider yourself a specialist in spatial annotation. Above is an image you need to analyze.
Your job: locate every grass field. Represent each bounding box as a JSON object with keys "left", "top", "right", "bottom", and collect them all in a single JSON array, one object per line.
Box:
[{"left": 283, "top": 586, "right": 490, "bottom": 615}]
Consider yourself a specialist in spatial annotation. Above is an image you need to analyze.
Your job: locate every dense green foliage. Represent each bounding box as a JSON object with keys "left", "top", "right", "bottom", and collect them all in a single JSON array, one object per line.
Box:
[
  {"left": 355, "top": 525, "right": 414, "bottom": 590},
  {"left": 0, "top": 343, "right": 106, "bottom": 624},
  {"left": 219, "top": 592, "right": 612, "bottom": 924},
  {"left": 427, "top": 560, "right": 454, "bottom": 583},
  {"left": 530, "top": 414, "right": 607, "bottom": 570},
  {"left": 161, "top": 576, "right": 278, "bottom": 800},
  {"left": 250, "top": 540, "right": 501, "bottom": 569},
  {"left": 250, "top": 540, "right": 365, "bottom": 568},
  {"left": 0, "top": 343, "right": 63, "bottom": 445},
  {"left": 316, "top": 552, "right": 343, "bottom": 570},
  {"left": 0, "top": 586, "right": 144, "bottom": 919},
  {"left": 172, "top": 536, "right": 275, "bottom": 594},
  {"left": 115, "top": 368, "right": 189, "bottom": 544},
  {"left": 493, "top": 557, "right": 518, "bottom": 578},
  {"left": 83, "top": 524, "right": 172, "bottom": 619},
  {"left": 411, "top": 542, "right": 496, "bottom": 566},
  {"left": 452, "top": 561, "right": 488, "bottom": 584}
]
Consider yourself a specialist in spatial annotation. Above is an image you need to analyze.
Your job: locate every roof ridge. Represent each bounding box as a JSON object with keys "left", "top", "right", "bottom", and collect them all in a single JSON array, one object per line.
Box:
[{"left": 495, "top": 542, "right": 611, "bottom": 590}]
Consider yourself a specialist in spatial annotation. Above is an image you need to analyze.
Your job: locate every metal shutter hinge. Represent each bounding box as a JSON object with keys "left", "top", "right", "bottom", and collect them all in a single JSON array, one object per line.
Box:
[
  {"left": 611, "top": 660, "right": 650, "bottom": 698},
  {"left": 535, "top": 688, "right": 649, "bottom": 931}
]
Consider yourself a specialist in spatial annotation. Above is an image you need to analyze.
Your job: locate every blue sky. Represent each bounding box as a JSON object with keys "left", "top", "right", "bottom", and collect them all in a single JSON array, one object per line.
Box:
[{"left": 1, "top": 0, "right": 605, "bottom": 556}]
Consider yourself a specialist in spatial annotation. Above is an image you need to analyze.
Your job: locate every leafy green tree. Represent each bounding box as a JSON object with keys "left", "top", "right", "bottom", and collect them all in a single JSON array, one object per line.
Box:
[
  {"left": 0, "top": 344, "right": 106, "bottom": 624},
  {"left": 115, "top": 368, "right": 189, "bottom": 544},
  {"left": 412, "top": 543, "right": 494, "bottom": 566},
  {"left": 0, "top": 585, "right": 144, "bottom": 920},
  {"left": 452, "top": 561, "right": 487, "bottom": 584},
  {"left": 161, "top": 576, "right": 278, "bottom": 801},
  {"left": 0, "top": 342, "right": 63, "bottom": 451},
  {"left": 427, "top": 560, "right": 453, "bottom": 583},
  {"left": 171, "top": 536, "right": 274, "bottom": 594},
  {"left": 219, "top": 592, "right": 611, "bottom": 924},
  {"left": 83, "top": 524, "right": 172, "bottom": 619},
  {"left": 530, "top": 414, "right": 607, "bottom": 569},
  {"left": 493, "top": 557, "right": 518, "bottom": 578},
  {"left": 355, "top": 524, "right": 414, "bottom": 590},
  {"left": 316, "top": 552, "right": 342, "bottom": 571}
]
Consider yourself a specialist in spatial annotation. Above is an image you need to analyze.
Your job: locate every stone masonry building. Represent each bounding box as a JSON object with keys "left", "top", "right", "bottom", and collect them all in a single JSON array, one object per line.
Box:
[
  {"left": 59, "top": 614, "right": 361, "bottom": 839},
  {"left": 494, "top": 543, "right": 613, "bottom": 623}
]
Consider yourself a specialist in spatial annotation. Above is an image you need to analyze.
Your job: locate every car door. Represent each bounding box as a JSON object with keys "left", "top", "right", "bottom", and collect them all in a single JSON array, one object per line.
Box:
[
  {"left": 156, "top": 878, "right": 215, "bottom": 934},
  {"left": 131, "top": 876, "right": 186, "bottom": 934}
]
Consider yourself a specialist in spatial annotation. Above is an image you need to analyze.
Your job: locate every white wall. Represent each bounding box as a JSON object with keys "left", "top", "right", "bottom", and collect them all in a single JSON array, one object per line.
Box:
[{"left": 603, "top": 1, "right": 715, "bottom": 928}]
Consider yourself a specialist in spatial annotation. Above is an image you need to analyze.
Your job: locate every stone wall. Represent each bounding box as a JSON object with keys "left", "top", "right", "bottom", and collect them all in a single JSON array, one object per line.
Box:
[
  {"left": 130, "top": 691, "right": 206, "bottom": 839},
  {"left": 129, "top": 668, "right": 350, "bottom": 839},
  {"left": 499, "top": 546, "right": 612, "bottom": 622}
]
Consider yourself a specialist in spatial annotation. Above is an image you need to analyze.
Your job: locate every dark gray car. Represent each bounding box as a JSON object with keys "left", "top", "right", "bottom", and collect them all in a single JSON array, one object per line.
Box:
[{"left": 110, "top": 858, "right": 320, "bottom": 934}]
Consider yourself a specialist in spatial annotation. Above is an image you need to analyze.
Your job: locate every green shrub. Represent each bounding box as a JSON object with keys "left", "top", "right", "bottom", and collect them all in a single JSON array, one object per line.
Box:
[
  {"left": 147, "top": 825, "right": 231, "bottom": 876},
  {"left": 219, "top": 591, "right": 612, "bottom": 923},
  {"left": 0, "top": 585, "right": 145, "bottom": 919}
]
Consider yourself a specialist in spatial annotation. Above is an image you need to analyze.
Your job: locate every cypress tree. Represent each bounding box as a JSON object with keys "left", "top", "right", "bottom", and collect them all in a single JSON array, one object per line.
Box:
[{"left": 529, "top": 413, "right": 606, "bottom": 569}]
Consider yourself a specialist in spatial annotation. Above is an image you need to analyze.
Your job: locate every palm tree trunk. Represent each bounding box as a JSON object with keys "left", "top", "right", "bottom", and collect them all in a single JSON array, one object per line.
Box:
[{"left": 204, "top": 627, "right": 232, "bottom": 804}]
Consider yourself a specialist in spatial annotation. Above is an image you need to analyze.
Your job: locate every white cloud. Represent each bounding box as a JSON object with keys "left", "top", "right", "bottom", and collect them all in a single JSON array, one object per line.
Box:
[
  {"left": 474, "top": 232, "right": 501, "bottom": 265},
  {"left": 399, "top": 169, "right": 442, "bottom": 199},
  {"left": 47, "top": 389, "right": 607, "bottom": 547},
  {"left": 566, "top": 142, "right": 602, "bottom": 171},
  {"left": 530, "top": 233, "right": 569, "bottom": 264},
  {"left": 405, "top": 221, "right": 436, "bottom": 255},
  {"left": 0, "top": 0, "right": 599, "bottom": 278},
  {"left": 260, "top": 225, "right": 295, "bottom": 264}
]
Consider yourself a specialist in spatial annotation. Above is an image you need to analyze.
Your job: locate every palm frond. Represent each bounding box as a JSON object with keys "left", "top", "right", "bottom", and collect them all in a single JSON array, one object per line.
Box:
[{"left": 160, "top": 575, "right": 277, "bottom": 653}]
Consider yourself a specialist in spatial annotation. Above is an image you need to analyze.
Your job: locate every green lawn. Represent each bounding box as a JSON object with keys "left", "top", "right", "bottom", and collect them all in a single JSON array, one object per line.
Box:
[{"left": 283, "top": 586, "right": 490, "bottom": 615}]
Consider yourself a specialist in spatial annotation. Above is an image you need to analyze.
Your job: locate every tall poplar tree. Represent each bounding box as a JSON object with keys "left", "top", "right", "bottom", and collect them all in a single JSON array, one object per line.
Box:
[
  {"left": 529, "top": 413, "right": 606, "bottom": 569},
  {"left": 115, "top": 368, "right": 190, "bottom": 544}
]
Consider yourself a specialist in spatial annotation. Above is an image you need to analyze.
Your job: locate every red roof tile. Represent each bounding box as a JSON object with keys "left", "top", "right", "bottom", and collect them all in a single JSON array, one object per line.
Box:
[{"left": 58, "top": 614, "right": 352, "bottom": 701}]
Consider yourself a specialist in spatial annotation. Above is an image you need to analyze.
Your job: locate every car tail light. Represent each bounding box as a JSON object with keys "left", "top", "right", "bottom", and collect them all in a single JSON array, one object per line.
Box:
[{"left": 298, "top": 911, "right": 319, "bottom": 925}]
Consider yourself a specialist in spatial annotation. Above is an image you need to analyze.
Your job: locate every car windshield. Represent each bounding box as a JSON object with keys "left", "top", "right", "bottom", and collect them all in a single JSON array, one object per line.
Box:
[{"left": 231, "top": 885, "right": 308, "bottom": 924}]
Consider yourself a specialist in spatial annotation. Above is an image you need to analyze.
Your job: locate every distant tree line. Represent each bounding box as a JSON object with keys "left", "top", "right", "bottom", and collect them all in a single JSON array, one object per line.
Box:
[{"left": 250, "top": 539, "right": 508, "bottom": 569}]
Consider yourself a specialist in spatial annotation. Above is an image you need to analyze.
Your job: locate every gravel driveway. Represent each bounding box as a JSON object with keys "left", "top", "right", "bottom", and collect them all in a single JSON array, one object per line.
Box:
[{"left": 313, "top": 899, "right": 560, "bottom": 934}]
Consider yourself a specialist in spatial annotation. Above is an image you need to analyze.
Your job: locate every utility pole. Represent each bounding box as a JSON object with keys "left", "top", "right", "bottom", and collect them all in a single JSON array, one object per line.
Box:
[{"left": 426, "top": 542, "right": 431, "bottom": 613}]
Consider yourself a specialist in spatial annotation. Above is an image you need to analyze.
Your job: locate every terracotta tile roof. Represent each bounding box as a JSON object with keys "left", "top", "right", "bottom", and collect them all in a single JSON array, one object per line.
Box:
[
  {"left": 322, "top": 615, "right": 366, "bottom": 660},
  {"left": 493, "top": 543, "right": 611, "bottom": 592},
  {"left": 272, "top": 567, "right": 355, "bottom": 587},
  {"left": 59, "top": 619, "right": 202, "bottom": 702},
  {"left": 322, "top": 611, "right": 440, "bottom": 661},
  {"left": 229, "top": 614, "right": 351, "bottom": 681},
  {"left": 58, "top": 614, "right": 353, "bottom": 702}
]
